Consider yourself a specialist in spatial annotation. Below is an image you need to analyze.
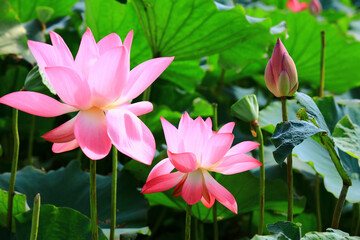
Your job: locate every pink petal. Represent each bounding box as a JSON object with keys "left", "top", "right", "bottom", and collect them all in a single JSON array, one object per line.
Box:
[
  {"left": 49, "top": 31, "right": 74, "bottom": 67},
  {"left": 182, "top": 117, "right": 210, "bottom": 159},
  {"left": 204, "top": 117, "right": 212, "bottom": 130},
  {"left": 45, "top": 66, "right": 91, "bottom": 109},
  {"left": 74, "top": 108, "right": 112, "bottom": 160},
  {"left": 270, "top": 39, "right": 288, "bottom": 80},
  {"left": 97, "top": 33, "right": 122, "bottom": 55},
  {"left": 202, "top": 133, "right": 234, "bottom": 167},
  {"left": 141, "top": 171, "right": 184, "bottom": 194},
  {"left": 123, "top": 30, "right": 133, "bottom": 52},
  {"left": 203, "top": 170, "right": 237, "bottom": 214},
  {"left": 181, "top": 171, "right": 203, "bottom": 205},
  {"left": 225, "top": 141, "right": 260, "bottom": 157},
  {"left": 52, "top": 139, "right": 79, "bottom": 153},
  {"left": 0, "top": 91, "right": 77, "bottom": 117},
  {"left": 119, "top": 57, "right": 174, "bottom": 102},
  {"left": 201, "top": 183, "right": 216, "bottom": 208},
  {"left": 42, "top": 117, "right": 76, "bottom": 143},
  {"left": 75, "top": 27, "right": 99, "bottom": 79},
  {"left": 115, "top": 101, "right": 153, "bottom": 116},
  {"left": 88, "top": 46, "right": 129, "bottom": 108},
  {"left": 106, "top": 109, "right": 155, "bottom": 165},
  {"left": 212, "top": 154, "right": 261, "bottom": 175},
  {"left": 168, "top": 150, "right": 197, "bottom": 173},
  {"left": 218, "top": 122, "right": 235, "bottom": 134},
  {"left": 27, "top": 41, "right": 57, "bottom": 70},
  {"left": 178, "top": 112, "right": 193, "bottom": 136},
  {"left": 161, "top": 116, "right": 183, "bottom": 152},
  {"left": 146, "top": 158, "right": 174, "bottom": 182}
]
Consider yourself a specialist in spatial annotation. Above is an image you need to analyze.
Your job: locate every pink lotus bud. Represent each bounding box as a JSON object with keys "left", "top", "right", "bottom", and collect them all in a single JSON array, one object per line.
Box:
[
  {"left": 265, "top": 39, "right": 298, "bottom": 98},
  {"left": 286, "top": 0, "right": 308, "bottom": 12},
  {"left": 309, "top": 0, "right": 322, "bottom": 16}
]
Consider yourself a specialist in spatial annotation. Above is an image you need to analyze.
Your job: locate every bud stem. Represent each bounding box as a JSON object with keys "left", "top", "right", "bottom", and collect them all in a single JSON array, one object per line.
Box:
[
  {"left": 254, "top": 123, "right": 265, "bottom": 234},
  {"left": 185, "top": 204, "right": 192, "bottom": 240},
  {"left": 281, "top": 97, "right": 293, "bottom": 222},
  {"left": 110, "top": 146, "right": 118, "bottom": 240},
  {"left": 319, "top": 31, "right": 326, "bottom": 97},
  {"left": 7, "top": 109, "right": 19, "bottom": 231},
  {"left": 90, "top": 159, "right": 98, "bottom": 240}
]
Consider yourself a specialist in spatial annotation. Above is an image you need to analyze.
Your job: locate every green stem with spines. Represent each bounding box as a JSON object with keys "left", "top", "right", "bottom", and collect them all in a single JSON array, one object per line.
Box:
[
  {"left": 281, "top": 97, "right": 293, "bottom": 222},
  {"left": 185, "top": 204, "right": 192, "bottom": 240},
  {"left": 254, "top": 122, "right": 265, "bottom": 234},
  {"left": 90, "top": 159, "right": 98, "bottom": 240},
  {"left": 7, "top": 109, "right": 19, "bottom": 230},
  {"left": 30, "top": 194, "right": 41, "bottom": 240},
  {"left": 110, "top": 146, "right": 118, "bottom": 240}
]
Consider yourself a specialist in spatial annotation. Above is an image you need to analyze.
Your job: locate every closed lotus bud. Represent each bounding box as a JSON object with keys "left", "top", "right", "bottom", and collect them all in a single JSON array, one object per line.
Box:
[
  {"left": 286, "top": 0, "right": 308, "bottom": 12},
  {"left": 265, "top": 39, "right": 298, "bottom": 98},
  {"left": 309, "top": 0, "right": 322, "bottom": 16},
  {"left": 231, "top": 95, "right": 259, "bottom": 122}
]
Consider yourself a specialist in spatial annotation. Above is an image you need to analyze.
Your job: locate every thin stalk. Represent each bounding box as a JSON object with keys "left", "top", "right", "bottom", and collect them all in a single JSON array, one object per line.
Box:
[
  {"left": 30, "top": 194, "right": 41, "bottom": 240},
  {"left": 281, "top": 97, "right": 293, "bottom": 222},
  {"left": 254, "top": 122, "right": 265, "bottom": 234},
  {"left": 319, "top": 137, "right": 351, "bottom": 228},
  {"left": 89, "top": 160, "right": 98, "bottom": 240},
  {"left": 27, "top": 115, "right": 35, "bottom": 165},
  {"left": 319, "top": 31, "right": 325, "bottom": 98},
  {"left": 185, "top": 204, "right": 192, "bottom": 240},
  {"left": 315, "top": 31, "right": 325, "bottom": 231},
  {"left": 331, "top": 184, "right": 349, "bottom": 229},
  {"left": 352, "top": 203, "right": 360, "bottom": 236},
  {"left": 212, "top": 103, "right": 219, "bottom": 240},
  {"left": 7, "top": 109, "right": 19, "bottom": 231},
  {"left": 315, "top": 173, "right": 322, "bottom": 231},
  {"left": 110, "top": 146, "right": 118, "bottom": 240}
]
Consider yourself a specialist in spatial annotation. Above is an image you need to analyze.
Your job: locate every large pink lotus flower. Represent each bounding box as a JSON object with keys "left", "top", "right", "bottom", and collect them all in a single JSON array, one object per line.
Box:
[
  {"left": 0, "top": 28, "right": 174, "bottom": 162},
  {"left": 286, "top": 0, "right": 308, "bottom": 12},
  {"left": 141, "top": 113, "right": 261, "bottom": 213},
  {"left": 265, "top": 38, "right": 298, "bottom": 98}
]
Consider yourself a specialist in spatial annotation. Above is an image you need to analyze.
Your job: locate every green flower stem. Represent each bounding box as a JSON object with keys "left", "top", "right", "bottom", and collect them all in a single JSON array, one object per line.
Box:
[
  {"left": 315, "top": 30, "right": 326, "bottom": 231},
  {"left": 90, "top": 159, "right": 98, "bottom": 240},
  {"left": 331, "top": 184, "right": 349, "bottom": 229},
  {"left": 30, "top": 194, "right": 41, "bottom": 240},
  {"left": 352, "top": 203, "right": 360, "bottom": 236},
  {"left": 212, "top": 103, "right": 219, "bottom": 240},
  {"left": 185, "top": 204, "right": 192, "bottom": 240},
  {"left": 319, "top": 137, "right": 352, "bottom": 229},
  {"left": 7, "top": 109, "right": 19, "bottom": 230},
  {"left": 110, "top": 146, "right": 118, "bottom": 240},
  {"left": 281, "top": 97, "right": 293, "bottom": 222},
  {"left": 319, "top": 31, "right": 325, "bottom": 98},
  {"left": 315, "top": 173, "right": 322, "bottom": 231},
  {"left": 27, "top": 115, "right": 35, "bottom": 165},
  {"left": 253, "top": 122, "right": 265, "bottom": 234}
]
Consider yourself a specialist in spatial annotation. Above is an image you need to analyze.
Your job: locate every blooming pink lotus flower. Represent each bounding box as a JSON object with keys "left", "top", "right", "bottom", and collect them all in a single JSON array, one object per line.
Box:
[
  {"left": 265, "top": 38, "right": 298, "bottom": 98},
  {"left": 141, "top": 113, "right": 261, "bottom": 213},
  {"left": 309, "top": 0, "right": 322, "bottom": 16},
  {"left": 286, "top": 0, "right": 308, "bottom": 12},
  {"left": 0, "top": 28, "right": 174, "bottom": 162}
]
